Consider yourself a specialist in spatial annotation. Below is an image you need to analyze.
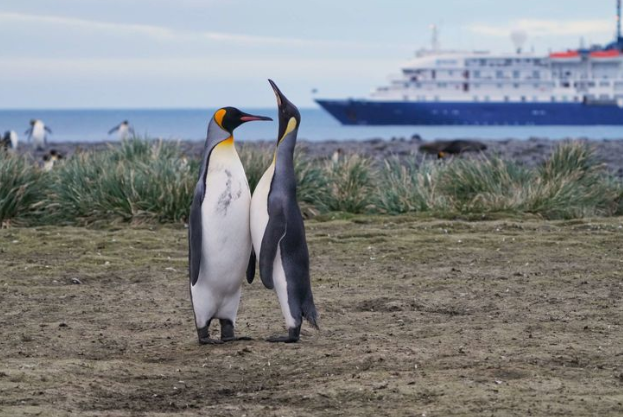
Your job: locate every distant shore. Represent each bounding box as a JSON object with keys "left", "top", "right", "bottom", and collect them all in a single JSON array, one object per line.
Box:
[{"left": 13, "top": 136, "right": 623, "bottom": 177}]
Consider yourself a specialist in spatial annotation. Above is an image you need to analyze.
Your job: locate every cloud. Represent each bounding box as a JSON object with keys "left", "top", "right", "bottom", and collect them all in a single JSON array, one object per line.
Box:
[
  {"left": 468, "top": 19, "right": 614, "bottom": 38},
  {"left": 0, "top": 11, "right": 409, "bottom": 49},
  {"left": 0, "top": 57, "right": 398, "bottom": 79}
]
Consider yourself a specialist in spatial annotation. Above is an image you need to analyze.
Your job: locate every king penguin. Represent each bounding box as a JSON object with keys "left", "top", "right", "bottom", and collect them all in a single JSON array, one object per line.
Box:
[
  {"left": 250, "top": 80, "right": 319, "bottom": 343},
  {"left": 108, "top": 120, "right": 135, "bottom": 141},
  {"left": 25, "top": 119, "right": 51, "bottom": 151},
  {"left": 1, "top": 130, "right": 18, "bottom": 152},
  {"left": 189, "top": 107, "right": 272, "bottom": 344}
]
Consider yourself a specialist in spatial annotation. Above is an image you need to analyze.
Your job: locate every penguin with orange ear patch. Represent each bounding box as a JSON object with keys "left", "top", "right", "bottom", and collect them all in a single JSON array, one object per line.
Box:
[
  {"left": 250, "top": 81, "right": 319, "bottom": 343},
  {"left": 189, "top": 107, "right": 272, "bottom": 344}
]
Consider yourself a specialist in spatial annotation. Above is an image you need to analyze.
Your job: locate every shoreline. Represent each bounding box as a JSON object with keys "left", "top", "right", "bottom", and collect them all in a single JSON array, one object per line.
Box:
[{"left": 11, "top": 136, "right": 623, "bottom": 176}]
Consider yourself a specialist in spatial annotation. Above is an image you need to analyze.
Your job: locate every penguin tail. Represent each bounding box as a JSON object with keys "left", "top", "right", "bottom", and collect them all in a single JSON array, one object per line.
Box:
[{"left": 302, "top": 298, "right": 319, "bottom": 330}]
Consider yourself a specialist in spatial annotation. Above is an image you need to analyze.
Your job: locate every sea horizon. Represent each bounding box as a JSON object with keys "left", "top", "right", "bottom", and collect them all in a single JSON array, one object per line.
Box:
[{"left": 2, "top": 107, "right": 623, "bottom": 143}]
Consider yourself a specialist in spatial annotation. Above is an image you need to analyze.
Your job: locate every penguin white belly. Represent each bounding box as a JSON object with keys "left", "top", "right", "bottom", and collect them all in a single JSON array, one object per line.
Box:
[
  {"left": 9, "top": 131, "right": 18, "bottom": 150},
  {"left": 191, "top": 143, "right": 251, "bottom": 325},
  {"left": 118, "top": 125, "right": 129, "bottom": 140},
  {"left": 32, "top": 124, "right": 45, "bottom": 146},
  {"left": 250, "top": 162, "right": 275, "bottom": 252},
  {"left": 273, "top": 247, "right": 296, "bottom": 328}
]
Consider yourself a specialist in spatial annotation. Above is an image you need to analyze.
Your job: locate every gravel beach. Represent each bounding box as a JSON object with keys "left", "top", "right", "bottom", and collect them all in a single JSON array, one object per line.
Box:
[{"left": 12, "top": 136, "right": 623, "bottom": 177}]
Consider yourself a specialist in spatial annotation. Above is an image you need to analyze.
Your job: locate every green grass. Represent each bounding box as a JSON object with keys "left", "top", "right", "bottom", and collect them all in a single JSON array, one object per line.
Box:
[
  {"left": 1, "top": 139, "right": 622, "bottom": 226},
  {"left": 0, "top": 152, "right": 46, "bottom": 226}
]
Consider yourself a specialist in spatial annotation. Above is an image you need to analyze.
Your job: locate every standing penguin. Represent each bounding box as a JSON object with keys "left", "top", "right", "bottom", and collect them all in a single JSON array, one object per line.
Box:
[
  {"left": 108, "top": 120, "right": 135, "bottom": 141},
  {"left": 250, "top": 80, "right": 318, "bottom": 343},
  {"left": 189, "top": 107, "right": 272, "bottom": 344},
  {"left": 1, "top": 131, "right": 19, "bottom": 152},
  {"left": 25, "top": 119, "right": 52, "bottom": 151}
]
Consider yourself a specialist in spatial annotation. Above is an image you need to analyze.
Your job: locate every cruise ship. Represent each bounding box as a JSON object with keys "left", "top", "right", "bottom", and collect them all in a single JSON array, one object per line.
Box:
[{"left": 316, "top": 2, "right": 623, "bottom": 126}]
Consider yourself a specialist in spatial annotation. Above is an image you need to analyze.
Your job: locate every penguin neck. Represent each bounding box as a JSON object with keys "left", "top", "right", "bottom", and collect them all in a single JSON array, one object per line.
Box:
[
  {"left": 273, "top": 130, "right": 297, "bottom": 174},
  {"left": 205, "top": 118, "right": 232, "bottom": 152}
]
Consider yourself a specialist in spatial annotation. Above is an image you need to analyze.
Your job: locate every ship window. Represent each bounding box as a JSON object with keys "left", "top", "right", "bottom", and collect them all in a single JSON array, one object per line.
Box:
[
  {"left": 473, "top": 70, "right": 481, "bottom": 78},
  {"left": 496, "top": 70, "right": 504, "bottom": 79},
  {"left": 600, "top": 94, "right": 610, "bottom": 100},
  {"left": 600, "top": 81, "right": 610, "bottom": 87},
  {"left": 473, "top": 96, "right": 479, "bottom": 102},
  {"left": 484, "top": 96, "right": 490, "bottom": 102},
  {"left": 513, "top": 71, "right": 520, "bottom": 79},
  {"left": 438, "top": 82, "right": 447, "bottom": 88},
  {"left": 532, "top": 71, "right": 541, "bottom": 79},
  {"left": 434, "top": 96, "right": 440, "bottom": 101},
  {"left": 514, "top": 83, "right": 520, "bottom": 88},
  {"left": 551, "top": 96, "right": 556, "bottom": 102},
  {"left": 521, "top": 96, "right": 526, "bottom": 102},
  {"left": 562, "top": 96, "right": 568, "bottom": 102},
  {"left": 588, "top": 82, "right": 596, "bottom": 87},
  {"left": 573, "top": 96, "right": 579, "bottom": 102},
  {"left": 504, "top": 96, "right": 510, "bottom": 102}
]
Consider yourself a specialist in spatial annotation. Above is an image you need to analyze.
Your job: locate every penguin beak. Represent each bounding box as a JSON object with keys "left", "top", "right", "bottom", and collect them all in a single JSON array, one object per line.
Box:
[
  {"left": 239, "top": 112, "right": 272, "bottom": 123},
  {"left": 268, "top": 79, "right": 286, "bottom": 107},
  {"left": 268, "top": 79, "right": 300, "bottom": 142}
]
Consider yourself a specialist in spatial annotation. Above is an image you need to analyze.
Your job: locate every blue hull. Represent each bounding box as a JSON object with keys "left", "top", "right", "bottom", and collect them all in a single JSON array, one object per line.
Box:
[{"left": 315, "top": 99, "right": 623, "bottom": 126}]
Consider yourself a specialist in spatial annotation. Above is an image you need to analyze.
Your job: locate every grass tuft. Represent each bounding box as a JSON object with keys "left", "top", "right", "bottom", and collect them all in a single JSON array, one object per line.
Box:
[{"left": 0, "top": 152, "right": 46, "bottom": 226}]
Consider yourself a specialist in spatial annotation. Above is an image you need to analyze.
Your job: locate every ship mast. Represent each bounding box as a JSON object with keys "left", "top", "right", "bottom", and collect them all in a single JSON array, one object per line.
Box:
[{"left": 618, "top": 0, "right": 622, "bottom": 41}]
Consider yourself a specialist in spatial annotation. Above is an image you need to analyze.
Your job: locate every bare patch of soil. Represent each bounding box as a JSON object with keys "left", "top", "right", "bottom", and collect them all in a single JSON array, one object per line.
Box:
[{"left": 1, "top": 217, "right": 623, "bottom": 416}]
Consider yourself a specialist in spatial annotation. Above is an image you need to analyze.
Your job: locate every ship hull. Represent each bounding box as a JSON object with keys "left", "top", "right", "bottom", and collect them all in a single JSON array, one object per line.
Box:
[{"left": 315, "top": 99, "right": 623, "bottom": 126}]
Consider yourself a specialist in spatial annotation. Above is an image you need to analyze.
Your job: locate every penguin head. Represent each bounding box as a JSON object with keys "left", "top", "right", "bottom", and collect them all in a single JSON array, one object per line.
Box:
[
  {"left": 268, "top": 79, "right": 300, "bottom": 144},
  {"left": 213, "top": 107, "right": 272, "bottom": 134},
  {"left": 30, "top": 119, "right": 37, "bottom": 126}
]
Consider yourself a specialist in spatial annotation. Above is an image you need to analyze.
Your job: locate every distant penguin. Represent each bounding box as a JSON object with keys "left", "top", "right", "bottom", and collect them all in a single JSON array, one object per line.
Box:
[
  {"left": 188, "top": 107, "right": 272, "bottom": 344},
  {"left": 250, "top": 80, "right": 319, "bottom": 343},
  {"left": 331, "top": 148, "right": 343, "bottom": 163},
  {"left": 42, "top": 154, "right": 54, "bottom": 171},
  {"left": 1, "top": 130, "right": 18, "bottom": 152},
  {"left": 25, "top": 119, "right": 51, "bottom": 151},
  {"left": 41, "top": 150, "right": 63, "bottom": 171},
  {"left": 108, "top": 120, "right": 135, "bottom": 141}
]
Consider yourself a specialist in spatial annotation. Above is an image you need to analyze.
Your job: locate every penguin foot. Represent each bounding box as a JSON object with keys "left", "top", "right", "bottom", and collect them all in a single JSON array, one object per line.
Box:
[
  {"left": 267, "top": 335, "right": 299, "bottom": 343},
  {"left": 222, "top": 336, "right": 253, "bottom": 343},
  {"left": 197, "top": 322, "right": 222, "bottom": 345},
  {"left": 219, "top": 319, "right": 251, "bottom": 342},
  {"left": 198, "top": 337, "right": 224, "bottom": 345},
  {"left": 267, "top": 326, "right": 301, "bottom": 343}
]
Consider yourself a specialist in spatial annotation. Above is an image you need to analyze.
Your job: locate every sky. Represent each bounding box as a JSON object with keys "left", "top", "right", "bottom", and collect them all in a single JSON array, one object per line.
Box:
[{"left": 0, "top": 0, "right": 619, "bottom": 109}]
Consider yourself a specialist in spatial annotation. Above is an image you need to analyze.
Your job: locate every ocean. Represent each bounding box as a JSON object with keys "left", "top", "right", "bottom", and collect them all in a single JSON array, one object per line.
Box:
[{"left": 1, "top": 108, "right": 623, "bottom": 143}]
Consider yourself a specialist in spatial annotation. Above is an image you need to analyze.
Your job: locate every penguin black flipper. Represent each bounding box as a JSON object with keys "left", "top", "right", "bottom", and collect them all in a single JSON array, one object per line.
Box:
[
  {"left": 108, "top": 125, "right": 120, "bottom": 135},
  {"left": 24, "top": 127, "right": 32, "bottom": 139},
  {"left": 246, "top": 250, "right": 256, "bottom": 284},
  {"left": 44, "top": 126, "right": 52, "bottom": 134},
  {"left": 188, "top": 180, "right": 205, "bottom": 286},
  {"left": 259, "top": 202, "right": 287, "bottom": 290}
]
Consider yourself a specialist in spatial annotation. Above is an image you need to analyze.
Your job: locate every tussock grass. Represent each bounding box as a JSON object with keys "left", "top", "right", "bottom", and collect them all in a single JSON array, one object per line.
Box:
[
  {"left": 48, "top": 140, "right": 194, "bottom": 224},
  {"left": 322, "top": 155, "right": 375, "bottom": 214},
  {"left": 1, "top": 139, "right": 621, "bottom": 226},
  {"left": 376, "top": 157, "right": 449, "bottom": 214},
  {"left": 0, "top": 152, "right": 46, "bottom": 225}
]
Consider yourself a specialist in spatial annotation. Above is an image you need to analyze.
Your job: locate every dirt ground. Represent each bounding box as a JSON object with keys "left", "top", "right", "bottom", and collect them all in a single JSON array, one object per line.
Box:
[{"left": 1, "top": 216, "right": 623, "bottom": 416}]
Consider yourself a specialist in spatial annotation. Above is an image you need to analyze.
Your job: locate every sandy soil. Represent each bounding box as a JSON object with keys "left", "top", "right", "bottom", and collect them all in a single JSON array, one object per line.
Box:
[{"left": 1, "top": 217, "right": 623, "bottom": 416}]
